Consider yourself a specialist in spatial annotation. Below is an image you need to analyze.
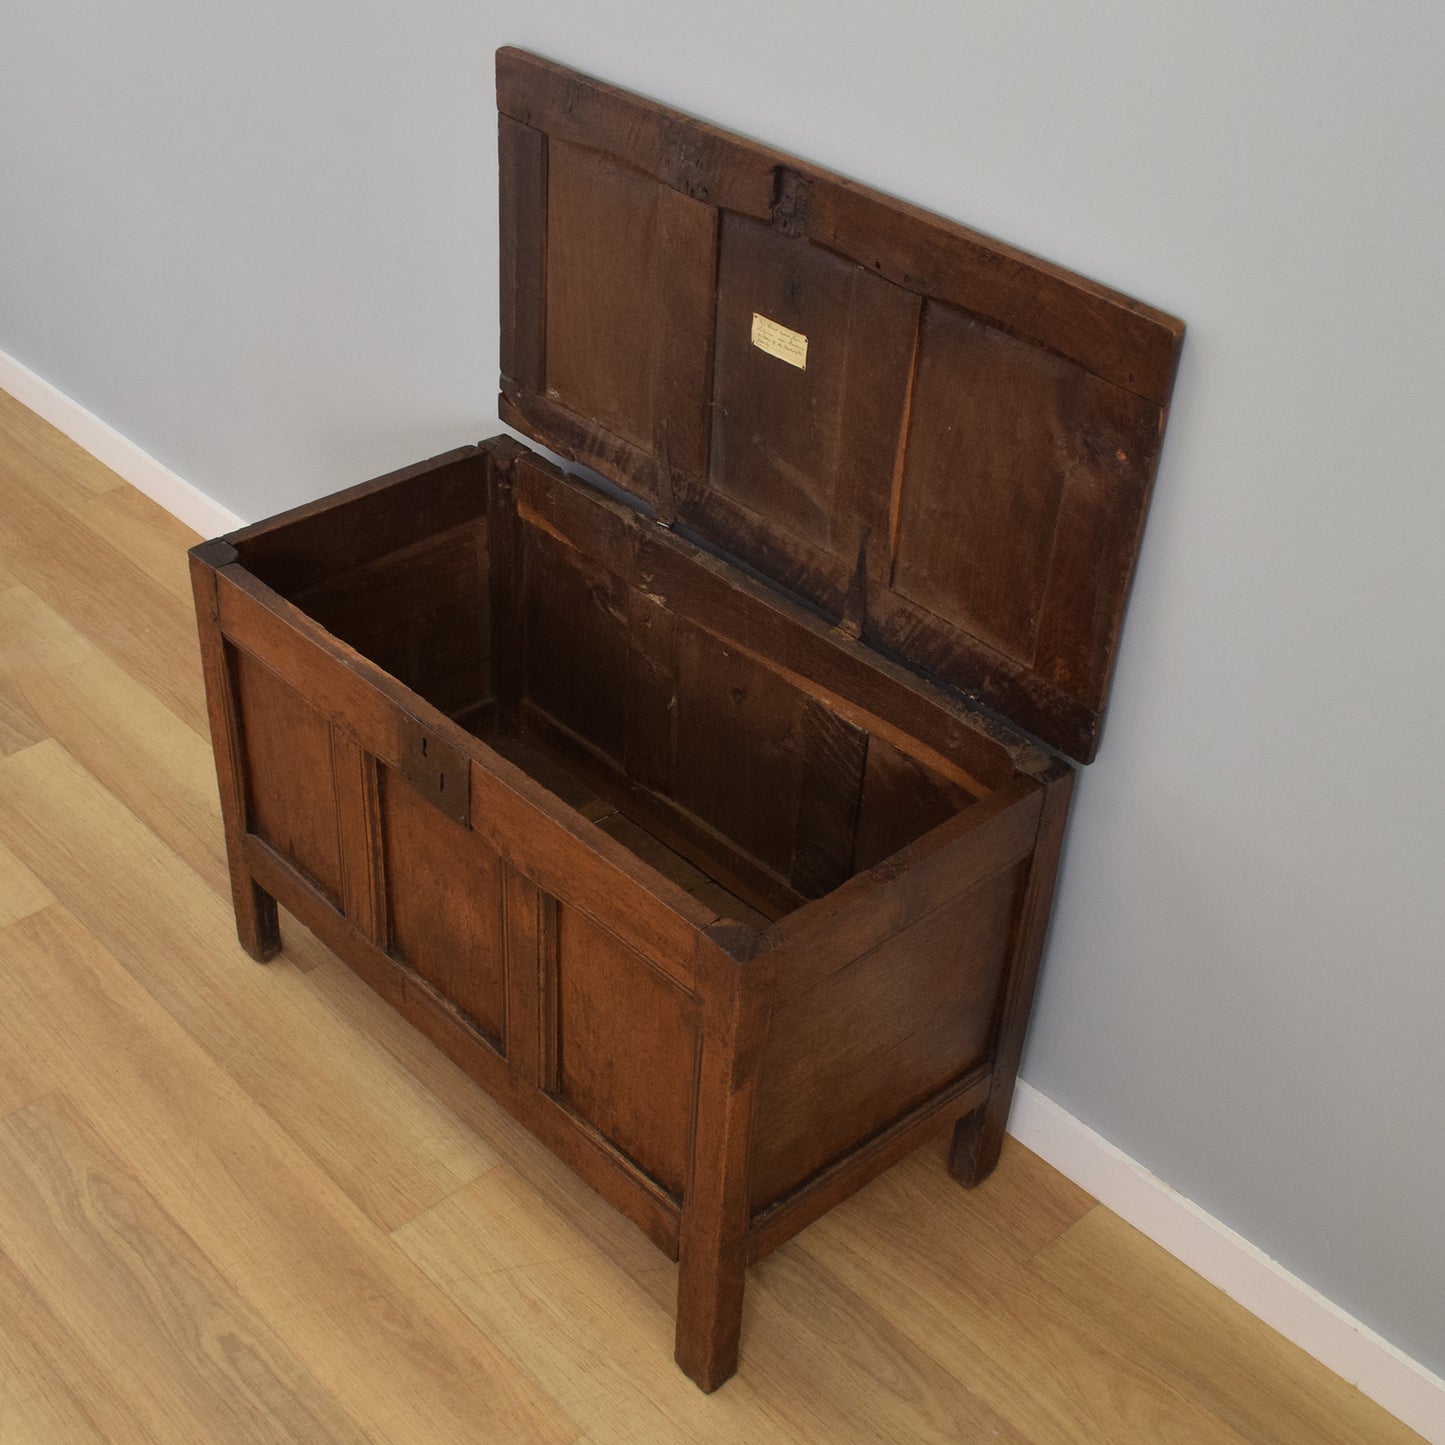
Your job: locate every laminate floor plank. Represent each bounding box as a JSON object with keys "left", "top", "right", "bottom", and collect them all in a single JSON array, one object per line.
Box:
[
  {"left": 61, "top": 482, "right": 200, "bottom": 606},
  {"left": 0, "top": 906, "right": 401, "bottom": 1320},
  {"left": 801, "top": 1161, "right": 1264, "bottom": 1444},
  {"left": 0, "top": 1092, "right": 368, "bottom": 1445},
  {"left": 0, "top": 1243, "right": 143, "bottom": 1445},
  {"left": 0, "top": 907, "right": 575, "bottom": 1445},
  {"left": 304, "top": 951, "right": 667, "bottom": 1280},
  {"left": 0, "top": 586, "right": 229, "bottom": 895},
  {"left": 0, "top": 443, "right": 206, "bottom": 735},
  {"left": 0, "top": 740, "right": 499, "bottom": 1235},
  {"left": 0, "top": 389, "right": 125, "bottom": 507},
  {"left": 0, "top": 974, "right": 53, "bottom": 1120},
  {"left": 0, "top": 388, "right": 1424, "bottom": 1445},
  {"left": 0, "top": 686, "right": 46, "bottom": 758},
  {"left": 394, "top": 1164, "right": 806, "bottom": 1444},
  {"left": 0, "top": 832, "right": 52, "bottom": 929},
  {"left": 732, "top": 1243, "right": 1034, "bottom": 1445},
  {"left": 1033, "top": 1206, "right": 1428, "bottom": 1445}
]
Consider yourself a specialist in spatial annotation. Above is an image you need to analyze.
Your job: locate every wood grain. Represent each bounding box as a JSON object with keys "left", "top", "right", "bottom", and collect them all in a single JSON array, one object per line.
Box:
[
  {"left": 0, "top": 740, "right": 498, "bottom": 1235},
  {"left": 228, "top": 446, "right": 487, "bottom": 594},
  {"left": 0, "top": 905, "right": 572, "bottom": 1445},
  {"left": 803, "top": 1162, "right": 1262, "bottom": 1445},
  {"left": 0, "top": 432, "right": 208, "bottom": 734},
  {"left": 0, "top": 379, "right": 1418, "bottom": 1442},
  {"left": 495, "top": 48, "right": 1183, "bottom": 404},
  {"left": 750, "top": 862, "right": 1023, "bottom": 1210},
  {"left": 0, "top": 1091, "right": 367, "bottom": 1444},
  {"left": 0, "top": 678, "right": 46, "bottom": 756},
  {"left": 0, "top": 1242, "right": 127, "bottom": 1444},
  {"left": 0, "top": 832, "right": 53, "bottom": 928},
  {"left": 1034, "top": 1208, "right": 1429, "bottom": 1445},
  {"left": 63, "top": 481, "right": 199, "bottom": 606},
  {"left": 700, "top": 211, "right": 917, "bottom": 560},
  {"left": 498, "top": 113, "right": 548, "bottom": 393},
  {"left": 381, "top": 761, "right": 508, "bottom": 1044},
  {"left": 394, "top": 1162, "right": 799, "bottom": 1442},
  {"left": 0, "top": 583, "right": 230, "bottom": 894},
  {"left": 494, "top": 50, "right": 1181, "bottom": 762},
  {"left": 545, "top": 137, "right": 665, "bottom": 455},
  {"left": 292, "top": 521, "right": 491, "bottom": 722},
  {"left": 512, "top": 451, "right": 1032, "bottom": 786},
  {"left": 0, "top": 386, "right": 124, "bottom": 506},
  {"left": 556, "top": 904, "right": 699, "bottom": 1198}
]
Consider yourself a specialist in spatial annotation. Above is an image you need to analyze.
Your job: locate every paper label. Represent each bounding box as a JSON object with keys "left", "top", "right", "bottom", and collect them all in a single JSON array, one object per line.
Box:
[{"left": 750, "top": 313, "right": 808, "bottom": 370}]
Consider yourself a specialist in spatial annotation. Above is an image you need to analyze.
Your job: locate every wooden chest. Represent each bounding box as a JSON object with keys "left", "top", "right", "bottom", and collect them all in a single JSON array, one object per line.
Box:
[{"left": 189, "top": 49, "right": 1183, "bottom": 1391}]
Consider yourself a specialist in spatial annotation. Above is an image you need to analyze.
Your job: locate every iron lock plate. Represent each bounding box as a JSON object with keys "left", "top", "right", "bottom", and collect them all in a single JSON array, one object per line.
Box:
[{"left": 397, "top": 713, "right": 470, "bottom": 827}]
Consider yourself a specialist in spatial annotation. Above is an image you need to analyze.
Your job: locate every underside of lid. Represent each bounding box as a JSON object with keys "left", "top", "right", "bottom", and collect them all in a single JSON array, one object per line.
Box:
[{"left": 495, "top": 47, "right": 1185, "bottom": 762}]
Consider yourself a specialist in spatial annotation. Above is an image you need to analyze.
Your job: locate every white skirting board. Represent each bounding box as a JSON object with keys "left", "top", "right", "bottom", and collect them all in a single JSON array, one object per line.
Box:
[
  {"left": 3, "top": 344, "right": 1442, "bottom": 1444},
  {"left": 1008, "top": 1082, "right": 1445, "bottom": 1443},
  {"left": 0, "top": 348, "right": 244, "bottom": 537}
]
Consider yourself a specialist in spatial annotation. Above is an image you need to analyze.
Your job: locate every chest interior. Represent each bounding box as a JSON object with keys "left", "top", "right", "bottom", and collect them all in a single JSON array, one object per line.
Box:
[{"left": 236, "top": 444, "right": 1021, "bottom": 931}]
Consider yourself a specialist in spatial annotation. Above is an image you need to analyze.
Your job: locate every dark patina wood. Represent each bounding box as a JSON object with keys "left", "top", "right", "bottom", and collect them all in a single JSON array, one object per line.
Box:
[
  {"left": 496, "top": 48, "right": 1182, "bottom": 763},
  {"left": 189, "top": 50, "right": 1182, "bottom": 1394}
]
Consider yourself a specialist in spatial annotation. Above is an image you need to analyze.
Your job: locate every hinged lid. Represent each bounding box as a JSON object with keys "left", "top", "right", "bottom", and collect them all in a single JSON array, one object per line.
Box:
[{"left": 496, "top": 48, "right": 1184, "bottom": 762}]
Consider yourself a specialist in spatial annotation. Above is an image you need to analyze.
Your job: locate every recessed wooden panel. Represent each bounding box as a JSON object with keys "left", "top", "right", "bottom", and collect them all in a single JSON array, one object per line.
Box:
[
  {"left": 293, "top": 522, "right": 491, "bottom": 722},
  {"left": 670, "top": 620, "right": 808, "bottom": 878},
  {"left": 890, "top": 303, "right": 1162, "bottom": 699},
  {"left": 853, "top": 734, "right": 978, "bottom": 873},
  {"left": 380, "top": 765, "right": 506, "bottom": 1045},
  {"left": 749, "top": 861, "right": 1026, "bottom": 1211},
  {"left": 520, "top": 526, "right": 632, "bottom": 767},
  {"left": 555, "top": 905, "right": 698, "bottom": 1198},
  {"left": 518, "top": 134, "right": 717, "bottom": 507},
  {"left": 233, "top": 647, "right": 342, "bottom": 904},
  {"left": 231, "top": 448, "right": 488, "bottom": 597},
  {"left": 894, "top": 308, "right": 1066, "bottom": 664},
  {"left": 545, "top": 139, "right": 661, "bottom": 453},
  {"left": 701, "top": 215, "right": 918, "bottom": 557},
  {"left": 788, "top": 700, "right": 870, "bottom": 898}
]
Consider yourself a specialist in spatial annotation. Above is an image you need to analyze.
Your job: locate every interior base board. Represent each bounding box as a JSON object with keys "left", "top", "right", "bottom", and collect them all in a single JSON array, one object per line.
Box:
[
  {"left": 0, "top": 346, "right": 243, "bottom": 537},
  {"left": 2, "top": 343, "right": 1439, "bottom": 1443},
  {"left": 1008, "top": 1081, "right": 1445, "bottom": 1444}
]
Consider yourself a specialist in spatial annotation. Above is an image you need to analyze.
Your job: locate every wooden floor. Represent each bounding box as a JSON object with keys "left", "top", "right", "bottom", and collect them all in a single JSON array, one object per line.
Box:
[{"left": 0, "top": 387, "right": 1422, "bottom": 1445}]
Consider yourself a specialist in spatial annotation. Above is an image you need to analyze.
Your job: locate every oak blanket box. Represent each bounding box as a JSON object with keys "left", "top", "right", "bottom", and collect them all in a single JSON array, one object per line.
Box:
[{"left": 189, "top": 48, "right": 1184, "bottom": 1391}]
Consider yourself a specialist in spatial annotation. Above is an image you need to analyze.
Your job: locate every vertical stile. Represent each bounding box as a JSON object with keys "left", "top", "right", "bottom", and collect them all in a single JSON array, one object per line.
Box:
[
  {"left": 950, "top": 762, "right": 1075, "bottom": 1186},
  {"left": 329, "top": 725, "right": 387, "bottom": 948},
  {"left": 675, "top": 925, "right": 774, "bottom": 1391},
  {"left": 486, "top": 456, "right": 526, "bottom": 730},
  {"left": 652, "top": 186, "right": 721, "bottom": 523},
  {"left": 498, "top": 115, "right": 548, "bottom": 393},
  {"left": 188, "top": 542, "right": 280, "bottom": 962},
  {"left": 536, "top": 892, "right": 561, "bottom": 1093},
  {"left": 502, "top": 866, "right": 545, "bottom": 1085}
]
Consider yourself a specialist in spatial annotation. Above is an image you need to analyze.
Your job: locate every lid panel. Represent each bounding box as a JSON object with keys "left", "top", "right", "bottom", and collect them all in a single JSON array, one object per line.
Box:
[
  {"left": 496, "top": 49, "right": 1184, "bottom": 760},
  {"left": 497, "top": 50, "right": 1179, "bottom": 408},
  {"left": 881, "top": 303, "right": 1164, "bottom": 755},
  {"left": 501, "top": 128, "right": 717, "bottom": 510},
  {"left": 893, "top": 305, "right": 1072, "bottom": 666},
  {"left": 703, "top": 213, "right": 918, "bottom": 565},
  {"left": 544, "top": 139, "right": 662, "bottom": 454}
]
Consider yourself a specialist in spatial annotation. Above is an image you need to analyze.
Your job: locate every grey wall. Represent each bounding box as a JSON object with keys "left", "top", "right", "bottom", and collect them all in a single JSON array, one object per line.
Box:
[{"left": 4, "top": 0, "right": 1443, "bottom": 1380}]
